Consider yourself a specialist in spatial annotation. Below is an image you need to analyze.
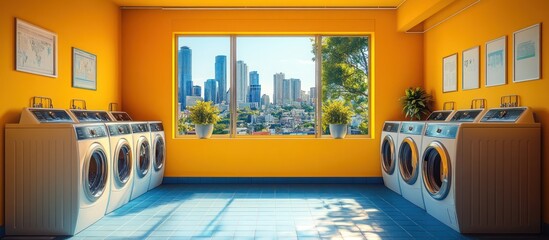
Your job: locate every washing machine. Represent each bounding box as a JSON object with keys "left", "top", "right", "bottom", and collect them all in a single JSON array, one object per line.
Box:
[
  {"left": 130, "top": 122, "right": 152, "bottom": 200},
  {"left": 420, "top": 107, "right": 540, "bottom": 233},
  {"left": 109, "top": 110, "right": 133, "bottom": 122},
  {"left": 105, "top": 122, "right": 134, "bottom": 213},
  {"left": 148, "top": 121, "right": 166, "bottom": 190},
  {"left": 396, "top": 121, "right": 426, "bottom": 209},
  {"left": 380, "top": 121, "right": 401, "bottom": 194},
  {"left": 5, "top": 108, "right": 110, "bottom": 235}
]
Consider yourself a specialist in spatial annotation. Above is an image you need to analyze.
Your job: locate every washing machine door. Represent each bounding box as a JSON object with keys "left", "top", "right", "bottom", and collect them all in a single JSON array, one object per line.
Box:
[
  {"left": 136, "top": 137, "right": 151, "bottom": 178},
  {"left": 422, "top": 141, "right": 452, "bottom": 200},
  {"left": 398, "top": 137, "right": 420, "bottom": 184},
  {"left": 84, "top": 143, "right": 108, "bottom": 201},
  {"left": 152, "top": 135, "right": 165, "bottom": 171},
  {"left": 114, "top": 139, "right": 132, "bottom": 187},
  {"left": 381, "top": 135, "right": 396, "bottom": 174}
]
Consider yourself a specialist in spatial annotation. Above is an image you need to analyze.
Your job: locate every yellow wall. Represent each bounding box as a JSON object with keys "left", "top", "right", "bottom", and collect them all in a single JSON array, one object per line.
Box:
[
  {"left": 0, "top": 0, "right": 121, "bottom": 225},
  {"left": 422, "top": 0, "right": 549, "bottom": 222},
  {"left": 121, "top": 10, "right": 423, "bottom": 177}
]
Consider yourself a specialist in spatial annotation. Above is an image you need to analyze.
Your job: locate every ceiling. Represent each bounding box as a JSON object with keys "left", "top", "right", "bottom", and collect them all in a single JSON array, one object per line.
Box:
[{"left": 112, "top": 0, "right": 406, "bottom": 8}]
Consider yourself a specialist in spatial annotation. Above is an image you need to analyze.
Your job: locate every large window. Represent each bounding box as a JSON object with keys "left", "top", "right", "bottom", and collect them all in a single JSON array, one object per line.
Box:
[{"left": 176, "top": 35, "right": 370, "bottom": 137}]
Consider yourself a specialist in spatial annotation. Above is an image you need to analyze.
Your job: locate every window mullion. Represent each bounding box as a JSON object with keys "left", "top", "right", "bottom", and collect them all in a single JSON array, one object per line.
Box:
[
  {"left": 230, "top": 35, "right": 237, "bottom": 138},
  {"left": 315, "top": 35, "right": 322, "bottom": 138}
]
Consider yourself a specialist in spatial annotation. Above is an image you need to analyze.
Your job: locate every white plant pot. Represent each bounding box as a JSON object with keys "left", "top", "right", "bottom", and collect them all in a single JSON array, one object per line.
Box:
[
  {"left": 195, "top": 124, "right": 214, "bottom": 139},
  {"left": 329, "top": 124, "right": 347, "bottom": 139}
]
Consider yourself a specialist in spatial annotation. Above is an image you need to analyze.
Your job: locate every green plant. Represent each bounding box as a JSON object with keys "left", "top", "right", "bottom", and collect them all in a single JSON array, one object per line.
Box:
[
  {"left": 400, "top": 87, "right": 432, "bottom": 120},
  {"left": 177, "top": 115, "right": 190, "bottom": 134},
  {"left": 188, "top": 101, "right": 221, "bottom": 125},
  {"left": 322, "top": 100, "right": 353, "bottom": 126}
]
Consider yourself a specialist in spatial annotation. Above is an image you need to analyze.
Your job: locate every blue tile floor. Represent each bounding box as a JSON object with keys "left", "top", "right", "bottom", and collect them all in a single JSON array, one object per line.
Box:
[{"left": 64, "top": 184, "right": 542, "bottom": 240}]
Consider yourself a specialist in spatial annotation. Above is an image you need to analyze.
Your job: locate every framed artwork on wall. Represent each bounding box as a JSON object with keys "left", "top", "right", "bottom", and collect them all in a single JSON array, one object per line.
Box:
[
  {"left": 443, "top": 53, "right": 458, "bottom": 93},
  {"left": 72, "top": 47, "right": 97, "bottom": 90},
  {"left": 485, "top": 36, "right": 507, "bottom": 87},
  {"left": 15, "top": 18, "right": 58, "bottom": 78},
  {"left": 513, "top": 23, "right": 541, "bottom": 82},
  {"left": 462, "top": 46, "right": 480, "bottom": 90}
]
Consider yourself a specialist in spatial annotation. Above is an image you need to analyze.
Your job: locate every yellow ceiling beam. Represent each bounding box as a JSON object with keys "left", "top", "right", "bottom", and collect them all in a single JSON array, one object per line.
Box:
[{"left": 397, "top": 0, "right": 457, "bottom": 32}]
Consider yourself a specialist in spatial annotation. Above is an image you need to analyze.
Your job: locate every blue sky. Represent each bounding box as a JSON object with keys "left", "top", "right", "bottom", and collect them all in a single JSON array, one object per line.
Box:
[{"left": 177, "top": 36, "right": 316, "bottom": 99}]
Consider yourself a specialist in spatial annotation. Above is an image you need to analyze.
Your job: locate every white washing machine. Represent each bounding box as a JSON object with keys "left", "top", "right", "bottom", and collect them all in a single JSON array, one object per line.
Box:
[
  {"left": 109, "top": 111, "right": 133, "bottom": 122},
  {"left": 105, "top": 122, "right": 134, "bottom": 213},
  {"left": 396, "top": 121, "right": 426, "bottom": 209},
  {"left": 425, "top": 109, "right": 454, "bottom": 121},
  {"left": 130, "top": 122, "right": 152, "bottom": 200},
  {"left": 5, "top": 108, "right": 111, "bottom": 235},
  {"left": 148, "top": 121, "right": 166, "bottom": 190},
  {"left": 380, "top": 121, "right": 401, "bottom": 194},
  {"left": 420, "top": 107, "right": 540, "bottom": 233}
]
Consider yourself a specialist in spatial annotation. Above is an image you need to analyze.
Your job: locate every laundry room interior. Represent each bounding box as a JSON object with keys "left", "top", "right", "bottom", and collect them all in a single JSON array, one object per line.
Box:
[{"left": 1, "top": 0, "right": 549, "bottom": 239}]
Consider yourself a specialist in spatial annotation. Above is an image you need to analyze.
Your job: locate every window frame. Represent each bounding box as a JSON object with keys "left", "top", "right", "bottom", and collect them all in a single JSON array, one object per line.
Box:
[{"left": 174, "top": 34, "right": 371, "bottom": 139}]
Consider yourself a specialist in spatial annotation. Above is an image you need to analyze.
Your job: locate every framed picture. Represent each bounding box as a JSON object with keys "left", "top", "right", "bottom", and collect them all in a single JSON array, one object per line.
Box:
[
  {"left": 513, "top": 23, "right": 541, "bottom": 82},
  {"left": 72, "top": 48, "right": 97, "bottom": 90},
  {"left": 15, "top": 18, "right": 58, "bottom": 78},
  {"left": 462, "top": 46, "right": 480, "bottom": 90},
  {"left": 485, "top": 36, "right": 507, "bottom": 87},
  {"left": 443, "top": 53, "right": 458, "bottom": 93}
]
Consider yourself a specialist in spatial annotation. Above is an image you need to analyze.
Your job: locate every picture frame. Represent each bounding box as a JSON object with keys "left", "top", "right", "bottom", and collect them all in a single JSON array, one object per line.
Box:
[
  {"left": 485, "top": 36, "right": 507, "bottom": 87},
  {"left": 443, "top": 53, "right": 458, "bottom": 93},
  {"left": 15, "top": 18, "right": 58, "bottom": 78},
  {"left": 462, "top": 46, "right": 480, "bottom": 90},
  {"left": 513, "top": 23, "right": 541, "bottom": 82},
  {"left": 72, "top": 47, "right": 97, "bottom": 90}
]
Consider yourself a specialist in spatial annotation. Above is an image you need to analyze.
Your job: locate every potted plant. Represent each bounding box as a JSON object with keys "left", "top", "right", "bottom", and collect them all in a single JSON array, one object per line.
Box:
[
  {"left": 322, "top": 100, "right": 353, "bottom": 139},
  {"left": 400, "top": 87, "right": 432, "bottom": 120},
  {"left": 188, "top": 101, "right": 221, "bottom": 139}
]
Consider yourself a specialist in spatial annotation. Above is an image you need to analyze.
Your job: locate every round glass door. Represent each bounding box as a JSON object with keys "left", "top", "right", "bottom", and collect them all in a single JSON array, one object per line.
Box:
[
  {"left": 84, "top": 144, "right": 108, "bottom": 201},
  {"left": 137, "top": 138, "right": 150, "bottom": 178},
  {"left": 381, "top": 135, "right": 396, "bottom": 174},
  {"left": 422, "top": 141, "right": 451, "bottom": 200},
  {"left": 114, "top": 140, "right": 132, "bottom": 186},
  {"left": 153, "top": 136, "right": 165, "bottom": 171},
  {"left": 398, "top": 137, "right": 419, "bottom": 184}
]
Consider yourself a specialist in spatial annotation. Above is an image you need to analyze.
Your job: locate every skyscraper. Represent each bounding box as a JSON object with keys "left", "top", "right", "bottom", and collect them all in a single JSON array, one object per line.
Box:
[
  {"left": 192, "top": 85, "right": 201, "bottom": 97},
  {"left": 178, "top": 46, "right": 192, "bottom": 110},
  {"left": 261, "top": 94, "right": 270, "bottom": 108},
  {"left": 282, "top": 79, "right": 291, "bottom": 104},
  {"left": 236, "top": 60, "right": 248, "bottom": 104},
  {"left": 248, "top": 71, "right": 261, "bottom": 104},
  {"left": 215, "top": 55, "right": 227, "bottom": 104},
  {"left": 273, "top": 72, "right": 285, "bottom": 105},
  {"left": 310, "top": 87, "right": 316, "bottom": 104},
  {"left": 204, "top": 79, "right": 217, "bottom": 103},
  {"left": 290, "top": 78, "right": 301, "bottom": 102}
]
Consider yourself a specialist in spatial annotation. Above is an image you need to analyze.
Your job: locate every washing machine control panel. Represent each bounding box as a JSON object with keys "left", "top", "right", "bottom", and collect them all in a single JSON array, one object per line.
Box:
[
  {"left": 450, "top": 109, "right": 483, "bottom": 122},
  {"left": 425, "top": 124, "right": 459, "bottom": 139},
  {"left": 70, "top": 110, "right": 112, "bottom": 122},
  {"left": 110, "top": 111, "right": 133, "bottom": 121},
  {"left": 150, "top": 122, "right": 164, "bottom": 132},
  {"left": 426, "top": 110, "right": 452, "bottom": 121},
  {"left": 383, "top": 122, "right": 400, "bottom": 132},
  {"left": 29, "top": 109, "right": 74, "bottom": 123},
  {"left": 131, "top": 123, "right": 150, "bottom": 133},
  {"left": 107, "top": 124, "right": 131, "bottom": 136},
  {"left": 400, "top": 122, "right": 424, "bottom": 135},
  {"left": 480, "top": 108, "right": 527, "bottom": 122},
  {"left": 76, "top": 125, "right": 108, "bottom": 140}
]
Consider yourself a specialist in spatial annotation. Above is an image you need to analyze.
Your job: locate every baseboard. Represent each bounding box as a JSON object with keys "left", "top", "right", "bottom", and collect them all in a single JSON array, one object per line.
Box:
[
  {"left": 543, "top": 222, "right": 549, "bottom": 235},
  {"left": 0, "top": 225, "right": 4, "bottom": 237},
  {"left": 162, "top": 177, "right": 383, "bottom": 184}
]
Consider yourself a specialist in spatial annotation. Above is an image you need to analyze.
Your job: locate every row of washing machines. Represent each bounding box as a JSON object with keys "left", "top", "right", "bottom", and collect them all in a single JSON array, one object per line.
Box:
[
  {"left": 5, "top": 98, "right": 166, "bottom": 236},
  {"left": 380, "top": 101, "right": 541, "bottom": 233}
]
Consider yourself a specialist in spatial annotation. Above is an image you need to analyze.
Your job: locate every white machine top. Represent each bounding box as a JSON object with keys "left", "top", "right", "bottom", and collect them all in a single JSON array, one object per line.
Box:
[
  {"left": 426, "top": 110, "right": 454, "bottom": 121},
  {"left": 480, "top": 107, "right": 535, "bottom": 123},
  {"left": 19, "top": 108, "right": 75, "bottom": 124},
  {"left": 448, "top": 109, "right": 486, "bottom": 123},
  {"left": 69, "top": 109, "right": 113, "bottom": 123}
]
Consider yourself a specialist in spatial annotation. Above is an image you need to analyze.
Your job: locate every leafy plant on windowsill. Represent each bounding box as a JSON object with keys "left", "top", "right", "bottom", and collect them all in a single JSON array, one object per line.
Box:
[
  {"left": 188, "top": 101, "right": 221, "bottom": 125},
  {"left": 400, "top": 87, "right": 432, "bottom": 120},
  {"left": 322, "top": 100, "right": 353, "bottom": 138}
]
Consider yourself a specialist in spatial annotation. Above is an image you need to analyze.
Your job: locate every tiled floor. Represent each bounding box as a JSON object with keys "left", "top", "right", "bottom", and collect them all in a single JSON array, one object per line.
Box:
[{"left": 56, "top": 184, "right": 543, "bottom": 239}]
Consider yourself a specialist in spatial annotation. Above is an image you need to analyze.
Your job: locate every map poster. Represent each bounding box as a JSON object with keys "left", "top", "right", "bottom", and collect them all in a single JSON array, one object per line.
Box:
[
  {"left": 72, "top": 48, "right": 97, "bottom": 90},
  {"left": 16, "top": 18, "right": 57, "bottom": 78}
]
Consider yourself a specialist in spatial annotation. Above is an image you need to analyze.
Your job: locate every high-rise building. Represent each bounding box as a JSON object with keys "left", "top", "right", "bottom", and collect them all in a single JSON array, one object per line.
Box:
[
  {"left": 236, "top": 60, "right": 248, "bottom": 104},
  {"left": 178, "top": 46, "right": 192, "bottom": 110},
  {"left": 310, "top": 87, "right": 317, "bottom": 104},
  {"left": 215, "top": 55, "right": 227, "bottom": 104},
  {"left": 261, "top": 94, "right": 270, "bottom": 108},
  {"left": 273, "top": 73, "right": 284, "bottom": 105},
  {"left": 290, "top": 78, "right": 301, "bottom": 101},
  {"left": 248, "top": 71, "right": 261, "bottom": 104},
  {"left": 282, "top": 79, "right": 291, "bottom": 104},
  {"left": 204, "top": 79, "right": 217, "bottom": 103},
  {"left": 192, "top": 85, "right": 201, "bottom": 97}
]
